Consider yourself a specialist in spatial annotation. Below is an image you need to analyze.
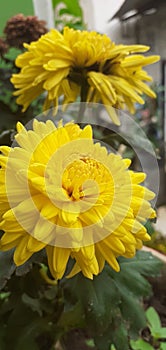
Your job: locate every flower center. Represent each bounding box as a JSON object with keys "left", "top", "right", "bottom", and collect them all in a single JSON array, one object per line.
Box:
[{"left": 62, "top": 157, "right": 112, "bottom": 202}]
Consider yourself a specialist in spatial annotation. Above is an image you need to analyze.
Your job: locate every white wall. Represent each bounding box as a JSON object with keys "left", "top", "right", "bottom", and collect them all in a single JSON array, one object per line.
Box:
[
  {"left": 32, "top": 0, "right": 54, "bottom": 28},
  {"left": 92, "top": 0, "right": 125, "bottom": 32},
  {"left": 80, "top": 0, "right": 125, "bottom": 32},
  {"left": 80, "top": 0, "right": 95, "bottom": 30}
]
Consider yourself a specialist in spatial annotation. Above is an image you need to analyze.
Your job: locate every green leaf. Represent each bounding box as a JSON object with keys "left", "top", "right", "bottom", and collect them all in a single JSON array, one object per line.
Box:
[
  {"left": 130, "top": 339, "right": 154, "bottom": 350},
  {"left": 0, "top": 250, "right": 15, "bottom": 290},
  {"left": 0, "top": 292, "right": 10, "bottom": 300},
  {"left": 110, "top": 263, "right": 152, "bottom": 298},
  {"left": 160, "top": 343, "right": 166, "bottom": 350},
  {"left": 62, "top": 251, "right": 162, "bottom": 346},
  {"left": 59, "top": 8, "right": 74, "bottom": 16},
  {"left": 146, "top": 307, "right": 161, "bottom": 335},
  {"left": 22, "top": 293, "right": 43, "bottom": 316},
  {"left": 52, "top": 0, "right": 61, "bottom": 8},
  {"left": 106, "top": 251, "right": 162, "bottom": 337},
  {"left": 56, "top": 0, "right": 82, "bottom": 17},
  {"left": 110, "top": 346, "right": 116, "bottom": 350},
  {"left": 157, "top": 328, "right": 166, "bottom": 338},
  {"left": 119, "top": 251, "right": 163, "bottom": 277},
  {"left": 4, "top": 304, "right": 36, "bottom": 348},
  {"left": 85, "top": 339, "right": 95, "bottom": 347},
  {"left": 4, "top": 301, "right": 53, "bottom": 350},
  {"left": 94, "top": 321, "right": 128, "bottom": 350},
  {"left": 112, "top": 323, "right": 129, "bottom": 350},
  {"left": 144, "top": 220, "right": 155, "bottom": 236},
  {"left": 58, "top": 301, "right": 85, "bottom": 329},
  {"left": 16, "top": 336, "right": 39, "bottom": 350},
  {"left": 63, "top": 22, "right": 85, "bottom": 30},
  {"left": 65, "top": 271, "right": 120, "bottom": 333},
  {"left": 94, "top": 327, "right": 114, "bottom": 350},
  {"left": 52, "top": 0, "right": 82, "bottom": 17},
  {"left": 119, "top": 289, "right": 146, "bottom": 336},
  {"left": 15, "top": 320, "right": 52, "bottom": 350}
]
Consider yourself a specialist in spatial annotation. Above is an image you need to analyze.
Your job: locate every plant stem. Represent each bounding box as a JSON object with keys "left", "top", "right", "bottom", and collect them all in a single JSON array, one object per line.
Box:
[{"left": 77, "top": 80, "right": 89, "bottom": 123}]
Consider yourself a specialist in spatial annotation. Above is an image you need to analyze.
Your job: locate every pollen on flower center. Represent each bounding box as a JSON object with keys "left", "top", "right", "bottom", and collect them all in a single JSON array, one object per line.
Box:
[{"left": 62, "top": 157, "right": 112, "bottom": 202}]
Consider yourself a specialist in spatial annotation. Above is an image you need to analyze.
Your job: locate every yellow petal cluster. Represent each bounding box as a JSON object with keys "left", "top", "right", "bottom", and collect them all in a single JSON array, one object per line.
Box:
[
  {"left": 11, "top": 27, "right": 159, "bottom": 125},
  {"left": 0, "top": 120, "right": 156, "bottom": 279}
]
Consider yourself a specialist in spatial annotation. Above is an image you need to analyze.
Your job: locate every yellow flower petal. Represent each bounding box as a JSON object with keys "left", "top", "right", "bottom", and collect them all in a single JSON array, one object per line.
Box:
[
  {"left": 0, "top": 121, "right": 156, "bottom": 280},
  {"left": 11, "top": 27, "right": 159, "bottom": 121}
]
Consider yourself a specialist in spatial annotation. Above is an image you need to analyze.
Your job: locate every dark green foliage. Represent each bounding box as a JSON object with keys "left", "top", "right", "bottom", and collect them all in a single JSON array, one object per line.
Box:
[
  {"left": 62, "top": 251, "right": 162, "bottom": 350},
  {"left": 63, "top": 270, "right": 120, "bottom": 333},
  {"left": 0, "top": 49, "right": 45, "bottom": 133},
  {"left": 0, "top": 248, "right": 163, "bottom": 349},
  {"left": 0, "top": 250, "right": 15, "bottom": 290},
  {"left": 0, "top": 266, "right": 61, "bottom": 349},
  {"left": 0, "top": 130, "right": 15, "bottom": 146}
]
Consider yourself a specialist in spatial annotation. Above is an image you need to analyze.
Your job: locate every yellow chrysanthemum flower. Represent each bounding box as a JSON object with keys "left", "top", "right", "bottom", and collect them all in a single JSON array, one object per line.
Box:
[
  {"left": 11, "top": 27, "right": 159, "bottom": 125},
  {"left": 0, "top": 120, "right": 156, "bottom": 279}
]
